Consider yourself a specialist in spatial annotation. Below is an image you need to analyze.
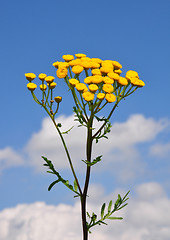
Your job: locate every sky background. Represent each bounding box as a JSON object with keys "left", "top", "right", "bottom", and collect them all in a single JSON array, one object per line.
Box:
[{"left": 0, "top": 0, "right": 170, "bottom": 239}]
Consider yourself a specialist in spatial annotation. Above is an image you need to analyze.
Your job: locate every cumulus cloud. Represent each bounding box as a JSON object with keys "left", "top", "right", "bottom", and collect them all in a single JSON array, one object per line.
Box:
[
  {"left": 24, "top": 114, "right": 169, "bottom": 181},
  {"left": 0, "top": 147, "right": 24, "bottom": 173},
  {"left": 0, "top": 182, "right": 170, "bottom": 240}
]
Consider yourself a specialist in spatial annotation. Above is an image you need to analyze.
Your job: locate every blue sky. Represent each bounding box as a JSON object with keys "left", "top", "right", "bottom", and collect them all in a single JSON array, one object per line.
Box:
[{"left": 0, "top": 0, "right": 170, "bottom": 239}]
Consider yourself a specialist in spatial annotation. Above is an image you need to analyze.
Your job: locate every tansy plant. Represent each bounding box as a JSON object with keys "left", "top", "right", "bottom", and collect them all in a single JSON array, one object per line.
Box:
[{"left": 25, "top": 53, "right": 145, "bottom": 240}]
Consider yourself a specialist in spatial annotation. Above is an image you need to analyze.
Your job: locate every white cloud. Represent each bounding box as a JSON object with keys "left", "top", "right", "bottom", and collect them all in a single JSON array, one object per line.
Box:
[
  {"left": 24, "top": 114, "right": 169, "bottom": 181},
  {"left": 0, "top": 147, "right": 24, "bottom": 172},
  {"left": 0, "top": 182, "right": 170, "bottom": 240},
  {"left": 150, "top": 142, "right": 170, "bottom": 157}
]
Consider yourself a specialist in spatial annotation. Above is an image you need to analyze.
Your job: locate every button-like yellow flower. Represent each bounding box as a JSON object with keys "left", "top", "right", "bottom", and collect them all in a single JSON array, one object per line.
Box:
[
  {"left": 105, "top": 93, "right": 116, "bottom": 103},
  {"left": 118, "top": 77, "right": 128, "bottom": 86},
  {"left": 54, "top": 96, "right": 62, "bottom": 103},
  {"left": 84, "top": 76, "right": 93, "bottom": 84},
  {"left": 97, "top": 93, "right": 105, "bottom": 100},
  {"left": 72, "top": 65, "right": 84, "bottom": 75},
  {"left": 69, "top": 59, "right": 82, "bottom": 67},
  {"left": 89, "top": 84, "right": 98, "bottom": 93},
  {"left": 58, "top": 62, "right": 69, "bottom": 69},
  {"left": 100, "top": 66, "right": 113, "bottom": 74},
  {"left": 75, "top": 53, "right": 87, "bottom": 58},
  {"left": 53, "top": 61, "right": 62, "bottom": 68},
  {"left": 112, "top": 61, "right": 122, "bottom": 69},
  {"left": 91, "top": 69, "right": 102, "bottom": 76},
  {"left": 27, "top": 82, "right": 37, "bottom": 91},
  {"left": 130, "top": 78, "right": 145, "bottom": 87},
  {"left": 56, "top": 68, "right": 68, "bottom": 78},
  {"left": 90, "top": 62, "right": 100, "bottom": 69},
  {"left": 91, "top": 58, "right": 103, "bottom": 64},
  {"left": 82, "top": 91, "right": 94, "bottom": 102},
  {"left": 39, "top": 73, "right": 47, "bottom": 80},
  {"left": 25, "top": 73, "right": 36, "bottom": 81},
  {"left": 45, "top": 76, "right": 55, "bottom": 83},
  {"left": 69, "top": 78, "right": 79, "bottom": 87},
  {"left": 39, "top": 84, "right": 47, "bottom": 91},
  {"left": 76, "top": 83, "right": 88, "bottom": 92},
  {"left": 91, "top": 75, "right": 103, "bottom": 84},
  {"left": 62, "top": 54, "right": 74, "bottom": 62},
  {"left": 80, "top": 60, "right": 92, "bottom": 69},
  {"left": 49, "top": 82, "right": 57, "bottom": 89},
  {"left": 114, "top": 69, "right": 122, "bottom": 75},
  {"left": 126, "top": 70, "right": 139, "bottom": 80},
  {"left": 107, "top": 72, "right": 120, "bottom": 81},
  {"left": 103, "top": 76, "right": 114, "bottom": 84},
  {"left": 102, "top": 84, "right": 114, "bottom": 93}
]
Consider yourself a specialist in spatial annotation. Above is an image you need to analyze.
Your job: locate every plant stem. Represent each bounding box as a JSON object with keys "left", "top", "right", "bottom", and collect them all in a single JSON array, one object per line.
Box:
[{"left": 81, "top": 114, "right": 94, "bottom": 240}]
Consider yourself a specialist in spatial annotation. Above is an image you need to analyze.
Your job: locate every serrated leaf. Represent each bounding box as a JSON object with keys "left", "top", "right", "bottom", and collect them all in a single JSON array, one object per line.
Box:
[{"left": 101, "top": 203, "right": 106, "bottom": 219}]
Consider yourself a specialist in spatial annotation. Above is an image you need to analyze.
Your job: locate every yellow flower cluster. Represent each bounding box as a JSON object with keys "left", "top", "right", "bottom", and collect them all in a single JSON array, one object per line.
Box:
[{"left": 52, "top": 53, "right": 145, "bottom": 103}]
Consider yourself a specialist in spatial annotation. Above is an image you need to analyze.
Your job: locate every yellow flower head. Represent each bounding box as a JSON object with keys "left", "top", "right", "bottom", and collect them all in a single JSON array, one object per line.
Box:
[
  {"left": 126, "top": 70, "right": 139, "bottom": 80},
  {"left": 75, "top": 53, "right": 87, "bottom": 58},
  {"left": 97, "top": 93, "right": 105, "bottom": 100},
  {"left": 90, "top": 62, "right": 100, "bottom": 69},
  {"left": 25, "top": 73, "right": 36, "bottom": 81},
  {"left": 82, "top": 91, "right": 94, "bottom": 102},
  {"left": 72, "top": 65, "right": 84, "bottom": 75},
  {"left": 84, "top": 76, "right": 93, "bottom": 84},
  {"left": 39, "top": 84, "right": 47, "bottom": 91},
  {"left": 118, "top": 77, "right": 128, "bottom": 86},
  {"left": 45, "top": 76, "right": 55, "bottom": 83},
  {"left": 54, "top": 96, "right": 62, "bottom": 103},
  {"left": 112, "top": 61, "right": 122, "bottom": 69},
  {"left": 89, "top": 84, "right": 98, "bottom": 93},
  {"left": 91, "top": 69, "right": 102, "bottom": 76},
  {"left": 105, "top": 93, "right": 116, "bottom": 103},
  {"left": 38, "top": 73, "right": 47, "bottom": 80},
  {"left": 53, "top": 61, "right": 62, "bottom": 69},
  {"left": 91, "top": 58, "right": 103, "bottom": 64},
  {"left": 27, "top": 82, "right": 37, "bottom": 91},
  {"left": 57, "top": 68, "right": 68, "bottom": 78},
  {"left": 102, "top": 84, "right": 114, "bottom": 93},
  {"left": 69, "top": 59, "right": 81, "bottom": 67},
  {"left": 76, "top": 83, "right": 88, "bottom": 92},
  {"left": 114, "top": 69, "right": 122, "bottom": 75},
  {"left": 100, "top": 66, "right": 113, "bottom": 74},
  {"left": 69, "top": 78, "right": 79, "bottom": 87},
  {"left": 130, "top": 78, "right": 145, "bottom": 87},
  {"left": 103, "top": 76, "right": 114, "bottom": 84},
  {"left": 80, "top": 60, "right": 92, "bottom": 69},
  {"left": 62, "top": 54, "right": 74, "bottom": 62},
  {"left": 91, "top": 75, "right": 103, "bottom": 84},
  {"left": 107, "top": 72, "right": 120, "bottom": 81},
  {"left": 49, "top": 82, "right": 57, "bottom": 89}
]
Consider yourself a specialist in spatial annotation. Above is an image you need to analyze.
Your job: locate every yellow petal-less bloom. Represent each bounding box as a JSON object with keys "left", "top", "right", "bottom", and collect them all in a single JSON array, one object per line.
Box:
[
  {"left": 72, "top": 65, "right": 84, "bottom": 75},
  {"left": 107, "top": 72, "right": 120, "bottom": 81},
  {"left": 39, "top": 73, "right": 47, "bottom": 80},
  {"left": 68, "top": 59, "right": 82, "bottom": 67},
  {"left": 91, "top": 58, "right": 103, "bottom": 64},
  {"left": 89, "top": 84, "right": 98, "bottom": 93},
  {"left": 102, "top": 84, "right": 114, "bottom": 93},
  {"left": 126, "top": 70, "right": 139, "bottom": 80},
  {"left": 62, "top": 55, "right": 74, "bottom": 62},
  {"left": 82, "top": 91, "right": 94, "bottom": 102},
  {"left": 103, "top": 76, "right": 114, "bottom": 84},
  {"left": 90, "top": 62, "right": 100, "bottom": 69},
  {"left": 75, "top": 53, "right": 87, "bottom": 58},
  {"left": 100, "top": 66, "right": 113, "bottom": 74},
  {"left": 97, "top": 93, "right": 105, "bottom": 100},
  {"left": 54, "top": 96, "right": 62, "bottom": 103},
  {"left": 91, "top": 75, "right": 103, "bottom": 84},
  {"left": 76, "top": 83, "right": 87, "bottom": 92},
  {"left": 80, "top": 60, "right": 92, "bottom": 69},
  {"left": 25, "top": 73, "right": 36, "bottom": 81},
  {"left": 27, "top": 82, "right": 37, "bottom": 91},
  {"left": 118, "top": 77, "right": 128, "bottom": 86},
  {"left": 49, "top": 82, "right": 57, "bottom": 89},
  {"left": 45, "top": 76, "right": 55, "bottom": 83},
  {"left": 130, "top": 78, "right": 145, "bottom": 87},
  {"left": 53, "top": 61, "right": 62, "bottom": 69},
  {"left": 39, "top": 84, "right": 47, "bottom": 91},
  {"left": 84, "top": 76, "right": 93, "bottom": 84},
  {"left": 105, "top": 93, "right": 116, "bottom": 103},
  {"left": 112, "top": 61, "right": 122, "bottom": 69},
  {"left": 91, "top": 69, "right": 102, "bottom": 76},
  {"left": 57, "top": 68, "right": 68, "bottom": 78},
  {"left": 69, "top": 78, "right": 79, "bottom": 87},
  {"left": 114, "top": 69, "right": 122, "bottom": 75}
]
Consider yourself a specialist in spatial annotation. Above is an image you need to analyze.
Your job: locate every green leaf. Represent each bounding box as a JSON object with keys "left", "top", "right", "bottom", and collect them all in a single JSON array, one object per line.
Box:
[
  {"left": 108, "top": 200, "right": 112, "bottom": 213},
  {"left": 48, "top": 180, "right": 59, "bottom": 191},
  {"left": 108, "top": 217, "right": 123, "bottom": 220},
  {"left": 74, "top": 179, "right": 78, "bottom": 192},
  {"left": 101, "top": 203, "right": 106, "bottom": 219}
]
